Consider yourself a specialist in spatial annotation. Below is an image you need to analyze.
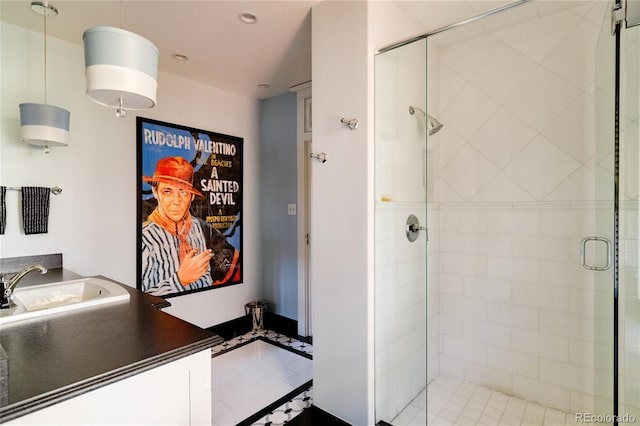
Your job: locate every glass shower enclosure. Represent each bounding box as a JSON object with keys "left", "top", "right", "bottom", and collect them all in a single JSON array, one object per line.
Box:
[
  {"left": 374, "top": 37, "right": 429, "bottom": 424},
  {"left": 374, "top": 1, "right": 639, "bottom": 424}
]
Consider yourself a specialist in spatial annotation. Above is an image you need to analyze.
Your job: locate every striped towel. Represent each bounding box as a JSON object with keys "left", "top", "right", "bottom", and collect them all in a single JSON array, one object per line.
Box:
[
  {"left": 0, "top": 186, "right": 5, "bottom": 235},
  {"left": 21, "top": 187, "right": 50, "bottom": 235}
]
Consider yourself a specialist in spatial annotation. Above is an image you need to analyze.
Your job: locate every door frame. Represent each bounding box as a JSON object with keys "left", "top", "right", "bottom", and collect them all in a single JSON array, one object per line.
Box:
[{"left": 291, "top": 82, "right": 312, "bottom": 337}]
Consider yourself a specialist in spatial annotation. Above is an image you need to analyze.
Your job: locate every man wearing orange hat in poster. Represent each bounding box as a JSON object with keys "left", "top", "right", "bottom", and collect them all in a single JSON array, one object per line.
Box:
[{"left": 141, "top": 156, "right": 214, "bottom": 296}]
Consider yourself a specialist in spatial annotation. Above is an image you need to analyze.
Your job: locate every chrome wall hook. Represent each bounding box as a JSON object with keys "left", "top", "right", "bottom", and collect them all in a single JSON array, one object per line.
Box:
[
  {"left": 310, "top": 152, "right": 328, "bottom": 163},
  {"left": 340, "top": 118, "right": 359, "bottom": 130}
]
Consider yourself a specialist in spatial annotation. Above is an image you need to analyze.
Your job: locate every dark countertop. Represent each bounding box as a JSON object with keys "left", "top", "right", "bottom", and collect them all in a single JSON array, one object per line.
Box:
[{"left": 0, "top": 268, "right": 222, "bottom": 423}]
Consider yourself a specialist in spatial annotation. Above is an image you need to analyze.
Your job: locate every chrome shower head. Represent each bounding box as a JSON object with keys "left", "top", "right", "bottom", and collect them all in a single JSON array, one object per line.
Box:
[
  {"left": 409, "top": 105, "right": 444, "bottom": 136},
  {"left": 426, "top": 114, "right": 443, "bottom": 136}
]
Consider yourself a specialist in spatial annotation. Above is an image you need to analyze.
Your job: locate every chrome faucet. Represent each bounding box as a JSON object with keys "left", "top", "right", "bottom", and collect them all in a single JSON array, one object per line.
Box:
[{"left": 0, "top": 264, "right": 48, "bottom": 309}]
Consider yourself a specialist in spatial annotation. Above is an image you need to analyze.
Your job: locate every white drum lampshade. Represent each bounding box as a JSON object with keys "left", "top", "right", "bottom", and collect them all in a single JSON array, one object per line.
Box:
[
  {"left": 83, "top": 26, "right": 159, "bottom": 115},
  {"left": 19, "top": 103, "right": 70, "bottom": 147}
]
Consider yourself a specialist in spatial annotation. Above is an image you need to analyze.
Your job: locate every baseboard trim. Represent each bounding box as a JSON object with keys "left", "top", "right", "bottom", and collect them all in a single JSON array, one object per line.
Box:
[
  {"left": 206, "top": 316, "right": 251, "bottom": 340},
  {"left": 287, "top": 405, "right": 353, "bottom": 425},
  {"left": 206, "top": 311, "right": 310, "bottom": 343}
]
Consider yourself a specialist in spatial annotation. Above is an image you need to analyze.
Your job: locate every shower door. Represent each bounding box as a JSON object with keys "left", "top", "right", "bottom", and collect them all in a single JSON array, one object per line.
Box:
[
  {"left": 420, "top": 1, "right": 622, "bottom": 419},
  {"left": 374, "top": 38, "right": 428, "bottom": 425},
  {"left": 619, "top": 7, "right": 640, "bottom": 421},
  {"left": 592, "top": 0, "right": 616, "bottom": 417}
]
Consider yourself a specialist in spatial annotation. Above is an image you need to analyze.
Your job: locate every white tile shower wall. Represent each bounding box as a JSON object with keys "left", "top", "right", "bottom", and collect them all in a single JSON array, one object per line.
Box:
[
  {"left": 374, "top": 40, "right": 427, "bottom": 205},
  {"left": 437, "top": 203, "right": 612, "bottom": 413},
  {"left": 374, "top": 202, "right": 428, "bottom": 422},
  {"left": 429, "top": 1, "right": 613, "bottom": 415},
  {"left": 621, "top": 201, "right": 640, "bottom": 419}
]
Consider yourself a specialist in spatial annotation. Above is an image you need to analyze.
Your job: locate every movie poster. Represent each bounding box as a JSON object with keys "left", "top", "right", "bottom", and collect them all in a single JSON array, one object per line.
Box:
[{"left": 136, "top": 117, "right": 242, "bottom": 298}]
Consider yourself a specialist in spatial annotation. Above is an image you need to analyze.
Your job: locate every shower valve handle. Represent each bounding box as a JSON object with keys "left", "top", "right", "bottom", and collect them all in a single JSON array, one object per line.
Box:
[
  {"left": 406, "top": 214, "right": 428, "bottom": 243},
  {"left": 408, "top": 223, "right": 426, "bottom": 233}
]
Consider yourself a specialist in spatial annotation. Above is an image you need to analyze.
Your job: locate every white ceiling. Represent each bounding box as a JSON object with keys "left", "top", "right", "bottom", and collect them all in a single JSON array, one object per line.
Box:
[
  {"left": 2, "top": 1, "right": 579, "bottom": 101},
  {"left": 1, "top": 0, "right": 321, "bottom": 100}
]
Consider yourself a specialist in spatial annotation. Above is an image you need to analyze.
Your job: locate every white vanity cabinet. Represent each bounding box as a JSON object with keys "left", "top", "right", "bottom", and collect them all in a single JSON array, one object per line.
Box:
[{"left": 6, "top": 349, "right": 211, "bottom": 425}]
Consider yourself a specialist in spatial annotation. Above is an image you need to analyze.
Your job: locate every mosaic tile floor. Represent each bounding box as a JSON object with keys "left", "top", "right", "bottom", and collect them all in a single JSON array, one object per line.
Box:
[
  {"left": 252, "top": 389, "right": 314, "bottom": 426},
  {"left": 211, "top": 329, "right": 313, "bottom": 357},
  {"left": 211, "top": 330, "right": 314, "bottom": 426}
]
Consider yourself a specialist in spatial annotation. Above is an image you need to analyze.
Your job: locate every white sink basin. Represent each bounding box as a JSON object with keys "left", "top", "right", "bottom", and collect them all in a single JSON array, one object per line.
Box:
[{"left": 0, "top": 278, "right": 130, "bottom": 325}]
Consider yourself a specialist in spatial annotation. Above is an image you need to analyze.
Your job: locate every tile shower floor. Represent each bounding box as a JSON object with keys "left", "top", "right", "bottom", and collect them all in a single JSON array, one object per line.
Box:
[
  {"left": 426, "top": 375, "right": 606, "bottom": 426},
  {"left": 391, "top": 387, "right": 427, "bottom": 425},
  {"left": 211, "top": 330, "right": 313, "bottom": 426}
]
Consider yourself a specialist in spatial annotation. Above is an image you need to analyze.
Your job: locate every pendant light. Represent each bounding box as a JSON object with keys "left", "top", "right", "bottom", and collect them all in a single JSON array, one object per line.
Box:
[
  {"left": 82, "top": 2, "right": 159, "bottom": 118},
  {"left": 19, "top": 1, "right": 71, "bottom": 153}
]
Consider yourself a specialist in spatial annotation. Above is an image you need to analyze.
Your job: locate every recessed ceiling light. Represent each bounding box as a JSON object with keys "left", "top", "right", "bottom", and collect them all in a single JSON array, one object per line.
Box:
[
  {"left": 257, "top": 84, "right": 270, "bottom": 89},
  {"left": 239, "top": 12, "right": 258, "bottom": 24},
  {"left": 172, "top": 53, "right": 189, "bottom": 61}
]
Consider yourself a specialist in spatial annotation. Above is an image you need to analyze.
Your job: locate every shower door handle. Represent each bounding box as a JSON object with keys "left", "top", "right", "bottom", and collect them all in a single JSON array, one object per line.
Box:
[{"left": 580, "top": 237, "right": 612, "bottom": 271}]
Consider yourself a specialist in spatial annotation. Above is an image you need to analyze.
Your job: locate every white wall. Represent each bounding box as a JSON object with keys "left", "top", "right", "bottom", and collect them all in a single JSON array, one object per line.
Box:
[
  {"left": 310, "top": 1, "right": 433, "bottom": 424},
  {"left": 0, "top": 22, "right": 261, "bottom": 328},
  {"left": 311, "top": 2, "right": 372, "bottom": 424}
]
